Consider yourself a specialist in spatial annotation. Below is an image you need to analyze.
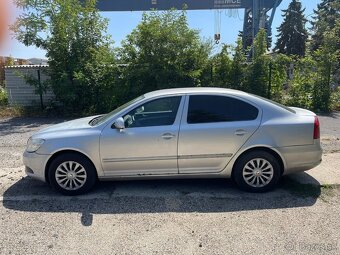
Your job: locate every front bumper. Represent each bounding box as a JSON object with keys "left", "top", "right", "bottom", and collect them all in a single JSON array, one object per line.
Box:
[{"left": 23, "top": 151, "right": 50, "bottom": 182}]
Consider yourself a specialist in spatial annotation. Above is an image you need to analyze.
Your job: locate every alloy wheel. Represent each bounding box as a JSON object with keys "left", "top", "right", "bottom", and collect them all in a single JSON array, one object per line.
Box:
[
  {"left": 55, "top": 161, "right": 87, "bottom": 191},
  {"left": 242, "top": 158, "right": 274, "bottom": 188}
]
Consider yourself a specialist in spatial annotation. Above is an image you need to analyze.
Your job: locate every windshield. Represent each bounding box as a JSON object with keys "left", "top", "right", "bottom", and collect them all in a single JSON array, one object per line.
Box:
[{"left": 91, "top": 95, "right": 145, "bottom": 126}]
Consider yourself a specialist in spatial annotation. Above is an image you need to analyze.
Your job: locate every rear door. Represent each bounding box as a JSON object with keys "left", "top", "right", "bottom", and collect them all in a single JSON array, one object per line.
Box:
[{"left": 178, "top": 94, "right": 262, "bottom": 174}]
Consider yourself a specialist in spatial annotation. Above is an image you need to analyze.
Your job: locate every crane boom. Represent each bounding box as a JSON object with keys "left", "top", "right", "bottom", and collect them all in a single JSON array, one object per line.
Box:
[
  {"left": 91, "top": 0, "right": 283, "bottom": 52},
  {"left": 95, "top": 0, "right": 279, "bottom": 12}
]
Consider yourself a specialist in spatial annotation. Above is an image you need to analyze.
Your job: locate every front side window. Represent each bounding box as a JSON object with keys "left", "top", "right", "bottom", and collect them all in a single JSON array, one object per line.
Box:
[
  {"left": 92, "top": 95, "right": 145, "bottom": 126},
  {"left": 187, "top": 95, "right": 258, "bottom": 124},
  {"left": 123, "top": 96, "right": 182, "bottom": 128}
]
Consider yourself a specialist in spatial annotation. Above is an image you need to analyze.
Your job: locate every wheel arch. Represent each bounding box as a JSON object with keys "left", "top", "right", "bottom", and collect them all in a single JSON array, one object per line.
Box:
[
  {"left": 231, "top": 146, "right": 285, "bottom": 178},
  {"left": 45, "top": 149, "right": 98, "bottom": 184}
]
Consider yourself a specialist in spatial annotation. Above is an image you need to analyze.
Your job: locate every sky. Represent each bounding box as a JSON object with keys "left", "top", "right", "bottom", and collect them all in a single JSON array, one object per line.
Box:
[{"left": 0, "top": 0, "right": 320, "bottom": 59}]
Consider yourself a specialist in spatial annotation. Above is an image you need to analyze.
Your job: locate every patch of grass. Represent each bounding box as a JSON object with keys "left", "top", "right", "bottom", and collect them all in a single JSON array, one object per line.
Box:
[
  {"left": 0, "top": 106, "right": 25, "bottom": 118},
  {"left": 281, "top": 177, "right": 340, "bottom": 200},
  {"left": 0, "top": 105, "right": 46, "bottom": 118},
  {"left": 0, "top": 105, "right": 84, "bottom": 118},
  {"left": 281, "top": 178, "right": 321, "bottom": 198},
  {"left": 320, "top": 184, "right": 340, "bottom": 201}
]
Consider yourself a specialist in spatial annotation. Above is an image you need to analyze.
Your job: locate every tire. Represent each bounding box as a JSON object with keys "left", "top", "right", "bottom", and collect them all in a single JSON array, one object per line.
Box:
[
  {"left": 233, "top": 150, "right": 281, "bottom": 192},
  {"left": 48, "top": 152, "right": 97, "bottom": 195}
]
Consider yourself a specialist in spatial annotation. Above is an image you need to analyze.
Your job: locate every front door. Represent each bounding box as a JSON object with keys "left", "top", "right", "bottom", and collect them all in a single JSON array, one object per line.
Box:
[
  {"left": 100, "top": 96, "right": 184, "bottom": 176},
  {"left": 178, "top": 94, "right": 261, "bottom": 174}
]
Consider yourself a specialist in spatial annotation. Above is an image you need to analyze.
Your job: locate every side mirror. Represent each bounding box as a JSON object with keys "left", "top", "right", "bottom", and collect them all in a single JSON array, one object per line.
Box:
[{"left": 113, "top": 117, "right": 125, "bottom": 130}]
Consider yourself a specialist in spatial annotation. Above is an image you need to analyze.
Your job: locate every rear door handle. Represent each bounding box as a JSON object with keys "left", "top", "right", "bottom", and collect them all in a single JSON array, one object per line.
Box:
[
  {"left": 162, "top": 133, "right": 175, "bottom": 140},
  {"left": 235, "top": 129, "right": 248, "bottom": 136}
]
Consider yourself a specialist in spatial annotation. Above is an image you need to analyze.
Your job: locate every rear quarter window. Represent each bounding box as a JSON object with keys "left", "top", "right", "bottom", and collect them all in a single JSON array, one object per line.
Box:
[
  {"left": 187, "top": 95, "right": 259, "bottom": 124},
  {"left": 252, "top": 94, "right": 296, "bottom": 114}
]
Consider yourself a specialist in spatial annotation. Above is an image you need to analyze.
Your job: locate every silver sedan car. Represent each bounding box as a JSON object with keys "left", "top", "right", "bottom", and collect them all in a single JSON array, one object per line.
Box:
[{"left": 23, "top": 88, "right": 322, "bottom": 195}]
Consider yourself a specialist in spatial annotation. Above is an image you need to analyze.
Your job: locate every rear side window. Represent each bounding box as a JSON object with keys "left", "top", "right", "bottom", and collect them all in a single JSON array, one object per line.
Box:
[{"left": 187, "top": 95, "right": 259, "bottom": 124}]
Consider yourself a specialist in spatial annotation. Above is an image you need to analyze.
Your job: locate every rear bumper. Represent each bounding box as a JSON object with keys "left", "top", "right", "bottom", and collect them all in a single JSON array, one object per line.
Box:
[
  {"left": 23, "top": 151, "right": 50, "bottom": 182},
  {"left": 277, "top": 142, "right": 322, "bottom": 175}
]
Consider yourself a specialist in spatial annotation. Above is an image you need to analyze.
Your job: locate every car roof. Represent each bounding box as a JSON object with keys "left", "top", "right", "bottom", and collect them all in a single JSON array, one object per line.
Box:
[
  {"left": 143, "top": 87, "right": 295, "bottom": 116},
  {"left": 144, "top": 87, "right": 248, "bottom": 98}
]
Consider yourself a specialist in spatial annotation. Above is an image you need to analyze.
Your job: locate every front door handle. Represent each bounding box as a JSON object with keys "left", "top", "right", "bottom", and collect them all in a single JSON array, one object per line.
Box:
[
  {"left": 235, "top": 129, "right": 248, "bottom": 136},
  {"left": 162, "top": 133, "right": 175, "bottom": 140}
]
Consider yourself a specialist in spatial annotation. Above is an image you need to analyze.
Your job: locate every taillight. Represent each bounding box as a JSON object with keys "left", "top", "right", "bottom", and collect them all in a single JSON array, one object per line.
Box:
[{"left": 313, "top": 116, "right": 320, "bottom": 139}]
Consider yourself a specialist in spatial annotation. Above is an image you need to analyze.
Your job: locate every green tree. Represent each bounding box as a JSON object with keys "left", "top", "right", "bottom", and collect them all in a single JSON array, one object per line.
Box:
[
  {"left": 311, "top": 1, "right": 340, "bottom": 112},
  {"left": 246, "top": 29, "right": 270, "bottom": 97},
  {"left": 284, "top": 20, "right": 340, "bottom": 112},
  {"left": 119, "top": 10, "right": 212, "bottom": 99},
  {"left": 269, "top": 54, "right": 291, "bottom": 103},
  {"left": 310, "top": 0, "right": 340, "bottom": 51},
  {"left": 12, "top": 0, "right": 116, "bottom": 114},
  {"left": 274, "top": 0, "right": 308, "bottom": 56},
  {"left": 229, "top": 38, "right": 247, "bottom": 90},
  {"left": 285, "top": 57, "right": 316, "bottom": 109},
  {"left": 312, "top": 20, "right": 340, "bottom": 112},
  {"left": 211, "top": 44, "right": 232, "bottom": 88}
]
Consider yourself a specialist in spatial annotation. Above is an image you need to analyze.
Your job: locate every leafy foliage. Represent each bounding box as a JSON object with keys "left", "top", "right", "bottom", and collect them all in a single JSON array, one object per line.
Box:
[
  {"left": 229, "top": 38, "right": 247, "bottom": 91},
  {"left": 310, "top": 0, "right": 340, "bottom": 51},
  {"left": 210, "top": 44, "right": 232, "bottom": 88},
  {"left": 0, "top": 87, "right": 8, "bottom": 106},
  {"left": 284, "top": 57, "right": 316, "bottom": 109},
  {"left": 212, "top": 30, "right": 288, "bottom": 101},
  {"left": 246, "top": 29, "right": 270, "bottom": 97},
  {"left": 11, "top": 1, "right": 340, "bottom": 114},
  {"left": 311, "top": 20, "right": 340, "bottom": 111},
  {"left": 331, "top": 87, "right": 340, "bottom": 110},
  {"left": 17, "top": 70, "right": 49, "bottom": 109},
  {"left": 118, "top": 10, "right": 212, "bottom": 102},
  {"left": 13, "top": 0, "right": 116, "bottom": 114},
  {"left": 268, "top": 54, "right": 291, "bottom": 103}
]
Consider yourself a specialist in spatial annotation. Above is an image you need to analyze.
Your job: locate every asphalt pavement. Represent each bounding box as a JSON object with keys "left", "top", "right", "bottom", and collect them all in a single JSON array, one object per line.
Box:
[{"left": 0, "top": 114, "right": 339, "bottom": 255}]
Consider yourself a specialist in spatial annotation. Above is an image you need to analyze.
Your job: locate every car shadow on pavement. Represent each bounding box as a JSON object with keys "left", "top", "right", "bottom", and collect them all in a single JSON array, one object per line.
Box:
[{"left": 2, "top": 174, "right": 321, "bottom": 226}]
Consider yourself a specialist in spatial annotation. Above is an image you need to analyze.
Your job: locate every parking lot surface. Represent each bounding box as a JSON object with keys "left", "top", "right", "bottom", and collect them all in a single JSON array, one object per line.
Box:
[{"left": 0, "top": 113, "right": 339, "bottom": 255}]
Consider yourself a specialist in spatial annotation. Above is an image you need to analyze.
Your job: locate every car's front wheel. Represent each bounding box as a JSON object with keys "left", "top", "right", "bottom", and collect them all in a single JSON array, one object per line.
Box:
[
  {"left": 233, "top": 150, "right": 281, "bottom": 192},
  {"left": 48, "top": 153, "right": 97, "bottom": 195}
]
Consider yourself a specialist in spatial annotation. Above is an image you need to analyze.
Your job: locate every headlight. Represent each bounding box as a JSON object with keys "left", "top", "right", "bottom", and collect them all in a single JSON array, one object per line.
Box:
[{"left": 26, "top": 138, "right": 45, "bottom": 152}]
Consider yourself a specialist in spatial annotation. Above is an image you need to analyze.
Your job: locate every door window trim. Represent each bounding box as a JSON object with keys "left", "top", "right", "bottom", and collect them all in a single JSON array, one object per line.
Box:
[
  {"left": 182, "top": 94, "right": 262, "bottom": 125},
  {"left": 111, "top": 95, "right": 186, "bottom": 129}
]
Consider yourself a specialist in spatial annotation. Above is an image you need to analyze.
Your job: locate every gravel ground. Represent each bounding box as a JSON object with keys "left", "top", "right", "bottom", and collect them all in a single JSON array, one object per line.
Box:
[
  {"left": 0, "top": 114, "right": 340, "bottom": 255},
  {"left": 319, "top": 112, "right": 340, "bottom": 153}
]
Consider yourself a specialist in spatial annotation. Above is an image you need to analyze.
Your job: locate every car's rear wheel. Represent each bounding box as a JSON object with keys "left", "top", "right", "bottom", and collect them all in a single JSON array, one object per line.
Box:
[
  {"left": 48, "top": 153, "right": 97, "bottom": 195},
  {"left": 233, "top": 150, "right": 281, "bottom": 192}
]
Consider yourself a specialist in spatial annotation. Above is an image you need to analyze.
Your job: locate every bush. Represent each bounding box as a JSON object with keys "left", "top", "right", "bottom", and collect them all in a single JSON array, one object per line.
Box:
[
  {"left": 0, "top": 87, "right": 8, "bottom": 106},
  {"left": 331, "top": 87, "right": 340, "bottom": 111},
  {"left": 283, "top": 57, "right": 316, "bottom": 110}
]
